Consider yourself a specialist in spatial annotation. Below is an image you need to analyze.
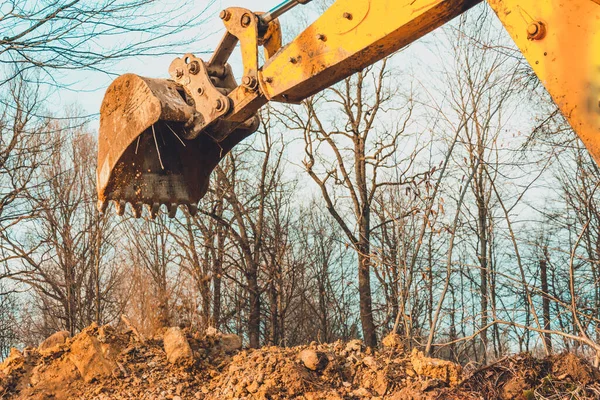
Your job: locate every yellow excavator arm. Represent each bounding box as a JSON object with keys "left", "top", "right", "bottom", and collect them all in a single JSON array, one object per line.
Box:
[{"left": 97, "top": 0, "right": 600, "bottom": 217}]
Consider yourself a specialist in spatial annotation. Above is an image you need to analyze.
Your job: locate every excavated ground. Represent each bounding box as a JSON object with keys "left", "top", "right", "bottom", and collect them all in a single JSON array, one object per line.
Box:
[{"left": 1, "top": 323, "right": 599, "bottom": 399}]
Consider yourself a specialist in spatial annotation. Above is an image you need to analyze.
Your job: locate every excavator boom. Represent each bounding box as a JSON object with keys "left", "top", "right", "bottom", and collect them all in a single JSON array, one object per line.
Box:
[{"left": 97, "top": 0, "right": 600, "bottom": 217}]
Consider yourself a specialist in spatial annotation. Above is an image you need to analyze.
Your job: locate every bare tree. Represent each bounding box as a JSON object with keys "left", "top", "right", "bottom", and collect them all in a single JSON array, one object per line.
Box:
[
  {"left": 0, "top": 0, "right": 217, "bottom": 87},
  {"left": 2, "top": 120, "right": 122, "bottom": 336},
  {"left": 277, "top": 58, "right": 430, "bottom": 347}
]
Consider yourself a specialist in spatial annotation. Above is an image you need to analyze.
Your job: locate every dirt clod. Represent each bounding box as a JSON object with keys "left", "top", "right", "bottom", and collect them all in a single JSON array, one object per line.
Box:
[
  {"left": 163, "top": 327, "right": 193, "bottom": 365},
  {"left": 1, "top": 325, "right": 599, "bottom": 399},
  {"left": 298, "top": 349, "right": 328, "bottom": 371},
  {"left": 410, "top": 348, "right": 462, "bottom": 386},
  {"left": 38, "top": 331, "right": 70, "bottom": 353}
]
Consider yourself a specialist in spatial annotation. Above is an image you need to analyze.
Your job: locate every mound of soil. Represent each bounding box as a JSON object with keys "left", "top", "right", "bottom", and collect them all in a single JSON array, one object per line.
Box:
[{"left": 0, "top": 323, "right": 599, "bottom": 399}]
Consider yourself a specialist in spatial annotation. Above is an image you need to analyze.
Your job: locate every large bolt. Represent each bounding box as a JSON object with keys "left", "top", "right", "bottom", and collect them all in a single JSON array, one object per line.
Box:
[
  {"left": 241, "top": 14, "right": 252, "bottom": 27},
  {"left": 242, "top": 75, "right": 258, "bottom": 91},
  {"left": 188, "top": 61, "right": 200, "bottom": 75},
  {"left": 527, "top": 21, "right": 546, "bottom": 40},
  {"left": 215, "top": 98, "right": 226, "bottom": 112},
  {"left": 220, "top": 10, "right": 231, "bottom": 21}
]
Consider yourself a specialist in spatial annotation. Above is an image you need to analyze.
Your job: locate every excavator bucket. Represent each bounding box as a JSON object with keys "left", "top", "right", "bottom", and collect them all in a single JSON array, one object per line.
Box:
[{"left": 97, "top": 74, "right": 257, "bottom": 217}]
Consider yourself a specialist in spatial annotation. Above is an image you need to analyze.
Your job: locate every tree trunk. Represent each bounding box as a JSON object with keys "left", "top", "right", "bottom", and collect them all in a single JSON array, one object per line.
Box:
[
  {"left": 540, "top": 250, "right": 552, "bottom": 353},
  {"left": 248, "top": 264, "right": 261, "bottom": 348},
  {"left": 476, "top": 166, "right": 488, "bottom": 363},
  {"left": 269, "top": 279, "right": 279, "bottom": 345},
  {"left": 358, "top": 242, "right": 376, "bottom": 347}
]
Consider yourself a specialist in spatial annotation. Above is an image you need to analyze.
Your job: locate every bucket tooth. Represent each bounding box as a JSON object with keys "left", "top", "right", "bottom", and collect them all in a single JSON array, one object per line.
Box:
[
  {"left": 98, "top": 200, "right": 108, "bottom": 214},
  {"left": 167, "top": 203, "right": 178, "bottom": 218},
  {"left": 187, "top": 204, "right": 198, "bottom": 217},
  {"left": 115, "top": 200, "right": 126, "bottom": 216},
  {"left": 150, "top": 203, "right": 160, "bottom": 219},
  {"left": 132, "top": 203, "right": 143, "bottom": 218}
]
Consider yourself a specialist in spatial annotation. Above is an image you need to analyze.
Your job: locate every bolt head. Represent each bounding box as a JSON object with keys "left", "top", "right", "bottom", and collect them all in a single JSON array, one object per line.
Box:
[
  {"left": 527, "top": 23, "right": 539, "bottom": 36},
  {"left": 242, "top": 75, "right": 258, "bottom": 91},
  {"left": 317, "top": 34, "right": 326, "bottom": 41},
  {"left": 527, "top": 21, "right": 546, "bottom": 40},
  {"left": 188, "top": 61, "right": 200, "bottom": 75},
  {"left": 289, "top": 57, "right": 297, "bottom": 64},
  {"left": 343, "top": 12, "right": 352, "bottom": 20},
  {"left": 241, "top": 14, "right": 252, "bottom": 27},
  {"left": 219, "top": 10, "right": 231, "bottom": 21},
  {"left": 215, "top": 99, "right": 226, "bottom": 111}
]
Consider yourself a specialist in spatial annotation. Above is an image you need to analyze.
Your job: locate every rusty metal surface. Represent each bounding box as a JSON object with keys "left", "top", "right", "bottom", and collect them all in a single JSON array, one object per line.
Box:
[
  {"left": 260, "top": 15, "right": 282, "bottom": 60},
  {"left": 97, "top": 73, "right": 258, "bottom": 217},
  {"left": 168, "top": 54, "right": 233, "bottom": 139}
]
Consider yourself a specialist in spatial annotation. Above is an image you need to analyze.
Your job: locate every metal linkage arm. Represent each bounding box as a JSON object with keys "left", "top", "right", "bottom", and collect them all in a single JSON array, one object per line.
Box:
[
  {"left": 232, "top": 0, "right": 600, "bottom": 166},
  {"left": 259, "top": 0, "right": 313, "bottom": 26}
]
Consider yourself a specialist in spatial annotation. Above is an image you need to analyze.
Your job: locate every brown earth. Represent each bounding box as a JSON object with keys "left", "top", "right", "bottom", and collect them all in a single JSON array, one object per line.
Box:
[{"left": 1, "top": 323, "right": 599, "bottom": 399}]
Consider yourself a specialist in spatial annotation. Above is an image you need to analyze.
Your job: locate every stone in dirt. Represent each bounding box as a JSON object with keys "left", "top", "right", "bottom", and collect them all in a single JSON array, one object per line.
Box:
[
  {"left": 2, "top": 322, "right": 599, "bottom": 400},
  {"left": 68, "top": 328, "right": 118, "bottom": 383},
  {"left": 382, "top": 333, "right": 402, "bottom": 348},
  {"left": 38, "top": 331, "right": 70, "bottom": 353},
  {"left": 0, "top": 348, "right": 25, "bottom": 375},
  {"left": 551, "top": 352, "right": 600, "bottom": 385},
  {"left": 164, "top": 327, "right": 194, "bottom": 365},
  {"left": 345, "top": 339, "right": 363, "bottom": 354},
  {"left": 298, "top": 349, "right": 329, "bottom": 371},
  {"left": 410, "top": 348, "right": 462, "bottom": 386},
  {"left": 220, "top": 334, "right": 242, "bottom": 353}
]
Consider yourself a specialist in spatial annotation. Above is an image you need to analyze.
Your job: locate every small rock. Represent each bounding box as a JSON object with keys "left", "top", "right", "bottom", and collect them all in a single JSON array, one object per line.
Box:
[
  {"left": 220, "top": 334, "right": 242, "bottom": 353},
  {"left": 39, "top": 331, "right": 70, "bottom": 352},
  {"left": 381, "top": 333, "right": 402, "bottom": 348},
  {"left": 352, "top": 388, "right": 371, "bottom": 397},
  {"left": 68, "top": 331, "right": 117, "bottom": 383},
  {"left": 345, "top": 339, "right": 363, "bottom": 354},
  {"left": 410, "top": 348, "right": 462, "bottom": 386},
  {"left": 421, "top": 378, "right": 444, "bottom": 391},
  {"left": 374, "top": 371, "right": 388, "bottom": 395},
  {"left": 205, "top": 326, "right": 218, "bottom": 336},
  {"left": 298, "top": 349, "right": 328, "bottom": 371},
  {"left": 247, "top": 380, "right": 260, "bottom": 393},
  {"left": 164, "top": 327, "right": 193, "bottom": 365},
  {"left": 363, "top": 356, "right": 378, "bottom": 370}
]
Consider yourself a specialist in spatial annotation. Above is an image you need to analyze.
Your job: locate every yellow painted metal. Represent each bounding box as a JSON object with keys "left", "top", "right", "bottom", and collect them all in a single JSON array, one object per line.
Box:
[
  {"left": 259, "top": 15, "right": 283, "bottom": 60},
  {"left": 260, "top": 0, "right": 481, "bottom": 103},
  {"left": 488, "top": 0, "right": 600, "bottom": 164}
]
